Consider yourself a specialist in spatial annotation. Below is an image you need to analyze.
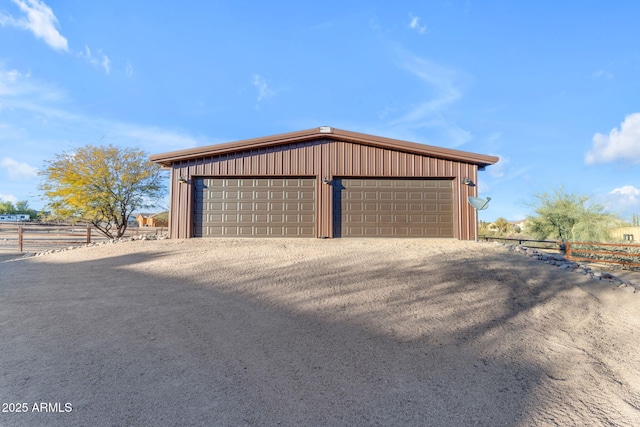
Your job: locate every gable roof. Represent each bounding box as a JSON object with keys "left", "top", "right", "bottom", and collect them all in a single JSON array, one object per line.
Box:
[{"left": 149, "top": 127, "right": 499, "bottom": 168}]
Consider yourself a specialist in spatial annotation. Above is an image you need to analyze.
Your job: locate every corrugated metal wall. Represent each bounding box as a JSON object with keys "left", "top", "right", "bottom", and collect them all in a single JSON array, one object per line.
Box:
[{"left": 167, "top": 138, "right": 479, "bottom": 240}]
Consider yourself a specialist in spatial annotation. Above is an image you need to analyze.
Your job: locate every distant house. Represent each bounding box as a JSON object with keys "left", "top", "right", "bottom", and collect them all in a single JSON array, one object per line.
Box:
[
  {"left": 0, "top": 214, "right": 31, "bottom": 222},
  {"left": 609, "top": 226, "right": 640, "bottom": 242},
  {"left": 511, "top": 219, "right": 528, "bottom": 232},
  {"left": 135, "top": 212, "right": 169, "bottom": 228}
]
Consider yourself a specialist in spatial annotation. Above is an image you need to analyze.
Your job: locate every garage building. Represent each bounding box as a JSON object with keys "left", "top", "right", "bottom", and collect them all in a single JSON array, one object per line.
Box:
[{"left": 150, "top": 127, "right": 498, "bottom": 240}]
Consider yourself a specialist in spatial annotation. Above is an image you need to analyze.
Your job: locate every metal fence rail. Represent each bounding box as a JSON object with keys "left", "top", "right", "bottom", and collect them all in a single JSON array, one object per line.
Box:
[{"left": 479, "top": 236, "right": 560, "bottom": 250}]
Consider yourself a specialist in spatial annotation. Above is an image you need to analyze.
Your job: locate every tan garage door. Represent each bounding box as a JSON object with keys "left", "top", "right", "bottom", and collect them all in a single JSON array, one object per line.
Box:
[
  {"left": 333, "top": 178, "right": 453, "bottom": 237},
  {"left": 194, "top": 177, "right": 315, "bottom": 237}
]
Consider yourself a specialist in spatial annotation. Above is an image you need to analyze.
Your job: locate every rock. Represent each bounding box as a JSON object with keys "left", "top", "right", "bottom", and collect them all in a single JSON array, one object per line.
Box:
[{"left": 494, "top": 241, "right": 640, "bottom": 295}]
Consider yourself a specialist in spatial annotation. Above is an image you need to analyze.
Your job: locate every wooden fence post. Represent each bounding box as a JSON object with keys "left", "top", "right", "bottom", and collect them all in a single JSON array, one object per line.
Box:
[
  {"left": 18, "top": 225, "right": 23, "bottom": 252},
  {"left": 86, "top": 225, "right": 91, "bottom": 244}
]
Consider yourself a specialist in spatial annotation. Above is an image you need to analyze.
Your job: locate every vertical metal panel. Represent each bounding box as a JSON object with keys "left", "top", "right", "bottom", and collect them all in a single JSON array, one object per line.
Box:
[{"left": 166, "top": 138, "right": 481, "bottom": 240}]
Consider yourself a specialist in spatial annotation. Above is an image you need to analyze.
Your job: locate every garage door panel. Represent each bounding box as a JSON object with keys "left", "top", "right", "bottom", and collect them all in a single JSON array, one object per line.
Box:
[
  {"left": 299, "top": 191, "right": 315, "bottom": 200},
  {"left": 194, "top": 177, "right": 315, "bottom": 237},
  {"left": 394, "top": 214, "right": 408, "bottom": 223},
  {"left": 334, "top": 178, "right": 453, "bottom": 238}
]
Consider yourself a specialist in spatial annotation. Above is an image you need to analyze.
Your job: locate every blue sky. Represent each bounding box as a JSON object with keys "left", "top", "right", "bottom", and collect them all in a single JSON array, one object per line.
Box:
[{"left": 1, "top": 0, "right": 639, "bottom": 223}]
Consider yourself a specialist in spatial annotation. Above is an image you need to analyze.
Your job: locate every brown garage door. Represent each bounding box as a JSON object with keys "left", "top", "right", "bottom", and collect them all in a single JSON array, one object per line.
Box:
[
  {"left": 333, "top": 178, "right": 453, "bottom": 237},
  {"left": 194, "top": 177, "right": 315, "bottom": 237}
]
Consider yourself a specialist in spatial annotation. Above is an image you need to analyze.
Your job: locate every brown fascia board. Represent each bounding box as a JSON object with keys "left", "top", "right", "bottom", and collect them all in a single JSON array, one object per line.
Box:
[{"left": 149, "top": 127, "right": 499, "bottom": 168}]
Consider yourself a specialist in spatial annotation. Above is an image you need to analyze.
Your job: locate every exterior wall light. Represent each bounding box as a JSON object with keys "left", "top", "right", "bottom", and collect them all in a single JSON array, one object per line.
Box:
[
  {"left": 462, "top": 178, "right": 474, "bottom": 186},
  {"left": 322, "top": 177, "right": 331, "bottom": 185},
  {"left": 178, "top": 176, "right": 188, "bottom": 184}
]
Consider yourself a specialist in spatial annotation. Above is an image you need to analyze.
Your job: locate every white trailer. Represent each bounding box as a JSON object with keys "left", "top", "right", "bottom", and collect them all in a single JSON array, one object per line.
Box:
[{"left": 0, "top": 214, "right": 31, "bottom": 222}]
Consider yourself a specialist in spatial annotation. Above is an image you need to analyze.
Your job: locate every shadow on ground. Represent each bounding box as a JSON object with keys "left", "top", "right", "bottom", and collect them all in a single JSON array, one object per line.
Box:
[{"left": 0, "top": 239, "right": 636, "bottom": 426}]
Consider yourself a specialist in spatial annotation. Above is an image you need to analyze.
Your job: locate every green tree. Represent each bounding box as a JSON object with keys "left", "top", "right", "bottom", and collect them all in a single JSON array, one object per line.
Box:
[
  {"left": 40, "top": 144, "right": 166, "bottom": 238},
  {"left": 0, "top": 200, "right": 16, "bottom": 214},
  {"left": 0, "top": 200, "right": 40, "bottom": 219},
  {"left": 526, "top": 187, "right": 623, "bottom": 242},
  {"left": 493, "top": 217, "right": 510, "bottom": 235}
]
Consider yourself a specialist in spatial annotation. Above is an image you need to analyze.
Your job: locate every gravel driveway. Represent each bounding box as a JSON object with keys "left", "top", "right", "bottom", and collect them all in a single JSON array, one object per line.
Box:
[{"left": 1, "top": 238, "right": 639, "bottom": 426}]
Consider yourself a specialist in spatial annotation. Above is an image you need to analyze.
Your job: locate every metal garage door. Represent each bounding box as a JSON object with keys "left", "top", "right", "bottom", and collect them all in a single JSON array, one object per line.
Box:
[
  {"left": 333, "top": 178, "right": 453, "bottom": 237},
  {"left": 194, "top": 177, "right": 315, "bottom": 237}
]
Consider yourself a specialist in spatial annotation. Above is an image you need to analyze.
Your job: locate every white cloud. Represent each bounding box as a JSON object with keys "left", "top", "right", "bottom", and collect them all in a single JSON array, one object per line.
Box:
[
  {"left": 609, "top": 185, "right": 640, "bottom": 208},
  {"left": 1, "top": 157, "right": 39, "bottom": 180},
  {"left": 408, "top": 14, "right": 426, "bottom": 34},
  {"left": 113, "top": 123, "right": 207, "bottom": 152},
  {"left": 0, "top": 68, "right": 28, "bottom": 97},
  {"left": 392, "top": 52, "right": 465, "bottom": 123},
  {"left": 592, "top": 69, "right": 613, "bottom": 80},
  {"left": 252, "top": 74, "right": 275, "bottom": 102},
  {"left": 125, "top": 61, "right": 134, "bottom": 78},
  {"left": 0, "top": 0, "right": 68, "bottom": 51},
  {"left": 487, "top": 155, "right": 507, "bottom": 178},
  {"left": 485, "top": 131, "right": 502, "bottom": 143},
  {"left": 385, "top": 49, "right": 472, "bottom": 147},
  {"left": 101, "top": 54, "right": 111, "bottom": 75},
  {"left": 0, "top": 64, "right": 211, "bottom": 154},
  {"left": 78, "top": 45, "right": 111, "bottom": 75},
  {"left": 0, "top": 193, "right": 19, "bottom": 204},
  {"left": 586, "top": 113, "right": 640, "bottom": 165}
]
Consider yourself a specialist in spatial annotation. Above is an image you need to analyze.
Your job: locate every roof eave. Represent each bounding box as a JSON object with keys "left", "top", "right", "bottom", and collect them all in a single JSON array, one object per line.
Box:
[{"left": 149, "top": 127, "right": 499, "bottom": 168}]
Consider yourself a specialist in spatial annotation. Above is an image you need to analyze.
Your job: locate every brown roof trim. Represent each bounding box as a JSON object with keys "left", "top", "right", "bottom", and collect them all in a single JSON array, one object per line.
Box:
[{"left": 149, "top": 127, "right": 499, "bottom": 168}]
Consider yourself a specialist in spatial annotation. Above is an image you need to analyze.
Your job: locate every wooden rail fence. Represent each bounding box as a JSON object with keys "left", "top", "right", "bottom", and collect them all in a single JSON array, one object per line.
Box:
[
  {"left": 17, "top": 225, "right": 92, "bottom": 252},
  {"left": 565, "top": 241, "right": 640, "bottom": 269},
  {"left": 480, "top": 236, "right": 640, "bottom": 269},
  {"left": 1, "top": 224, "right": 166, "bottom": 253}
]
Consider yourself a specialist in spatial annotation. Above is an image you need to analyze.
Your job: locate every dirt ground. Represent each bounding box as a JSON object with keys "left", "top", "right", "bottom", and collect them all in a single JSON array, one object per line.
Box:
[{"left": 1, "top": 238, "right": 639, "bottom": 426}]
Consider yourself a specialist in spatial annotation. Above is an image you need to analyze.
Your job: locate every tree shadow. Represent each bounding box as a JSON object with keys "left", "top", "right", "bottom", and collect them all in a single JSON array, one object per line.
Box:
[{"left": 0, "top": 240, "right": 631, "bottom": 426}]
